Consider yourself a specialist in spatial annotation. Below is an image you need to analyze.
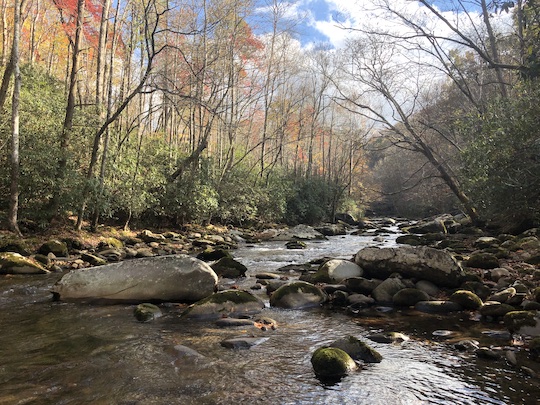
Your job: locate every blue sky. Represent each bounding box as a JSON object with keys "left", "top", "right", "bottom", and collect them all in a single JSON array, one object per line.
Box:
[{"left": 252, "top": 1, "right": 501, "bottom": 49}]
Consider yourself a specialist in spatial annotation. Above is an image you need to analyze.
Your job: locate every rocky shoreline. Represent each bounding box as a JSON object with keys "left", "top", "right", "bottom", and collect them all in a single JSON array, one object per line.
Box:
[{"left": 1, "top": 215, "right": 539, "bottom": 382}]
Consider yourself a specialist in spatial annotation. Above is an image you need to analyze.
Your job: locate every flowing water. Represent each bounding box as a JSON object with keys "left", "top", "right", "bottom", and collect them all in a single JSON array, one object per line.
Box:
[{"left": 0, "top": 229, "right": 538, "bottom": 404}]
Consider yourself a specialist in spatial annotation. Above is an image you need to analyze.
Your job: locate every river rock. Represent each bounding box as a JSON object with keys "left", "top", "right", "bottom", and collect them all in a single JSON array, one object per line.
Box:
[
  {"left": 372, "top": 277, "right": 406, "bottom": 303},
  {"left": 269, "top": 281, "right": 327, "bottom": 309},
  {"left": 0, "top": 252, "right": 49, "bottom": 274},
  {"left": 466, "top": 252, "right": 500, "bottom": 269},
  {"left": 347, "top": 293, "right": 375, "bottom": 308},
  {"left": 196, "top": 248, "right": 232, "bottom": 262},
  {"left": 344, "top": 277, "right": 382, "bottom": 294},
  {"left": 134, "top": 303, "right": 162, "bottom": 322},
  {"left": 220, "top": 337, "right": 269, "bottom": 349},
  {"left": 311, "top": 347, "right": 357, "bottom": 380},
  {"left": 449, "top": 290, "right": 483, "bottom": 310},
  {"left": 183, "top": 290, "right": 265, "bottom": 319},
  {"left": 315, "top": 259, "right": 363, "bottom": 283},
  {"left": 315, "top": 224, "right": 348, "bottom": 236},
  {"left": 137, "top": 230, "right": 166, "bottom": 243},
  {"left": 81, "top": 253, "right": 107, "bottom": 266},
  {"left": 504, "top": 311, "right": 540, "bottom": 336},
  {"left": 415, "top": 280, "right": 440, "bottom": 296},
  {"left": 38, "top": 240, "right": 68, "bottom": 257},
  {"left": 285, "top": 240, "right": 307, "bottom": 249},
  {"left": 211, "top": 257, "right": 247, "bottom": 278},
  {"left": 489, "top": 287, "right": 516, "bottom": 303},
  {"left": 330, "top": 336, "right": 382, "bottom": 363},
  {"left": 272, "top": 225, "right": 326, "bottom": 241},
  {"left": 414, "top": 300, "right": 462, "bottom": 314},
  {"left": 51, "top": 254, "right": 218, "bottom": 303},
  {"left": 393, "top": 288, "right": 430, "bottom": 306},
  {"left": 479, "top": 301, "right": 515, "bottom": 318},
  {"left": 354, "top": 246, "right": 464, "bottom": 287},
  {"left": 367, "top": 332, "right": 409, "bottom": 344},
  {"left": 215, "top": 318, "right": 256, "bottom": 327}
]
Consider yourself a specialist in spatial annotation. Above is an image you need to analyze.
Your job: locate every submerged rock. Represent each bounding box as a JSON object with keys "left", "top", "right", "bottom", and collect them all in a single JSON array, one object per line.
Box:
[
  {"left": 182, "top": 290, "right": 265, "bottom": 319},
  {"left": 414, "top": 300, "right": 462, "bottom": 314},
  {"left": 355, "top": 246, "right": 464, "bottom": 287},
  {"left": 220, "top": 337, "right": 269, "bottom": 349},
  {"left": 51, "top": 254, "right": 218, "bottom": 303},
  {"left": 134, "top": 303, "right": 162, "bottom": 322},
  {"left": 330, "top": 336, "right": 383, "bottom": 363},
  {"left": 367, "top": 332, "right": 409, "bottom": 344},
  {"left": 311, "top": 347, "right": 357, "bottom": 379},
  {"left": 0, "top": 252, "right": 49, "bottom": 275},
  {"left": 269, "top": 281, "right": 327, "bottom": 309}
]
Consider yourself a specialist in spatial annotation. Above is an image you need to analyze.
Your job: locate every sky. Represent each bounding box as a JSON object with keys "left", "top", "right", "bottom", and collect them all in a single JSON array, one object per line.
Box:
[{"left": 253, "top": 0, "right": 513, "bottom": 49}]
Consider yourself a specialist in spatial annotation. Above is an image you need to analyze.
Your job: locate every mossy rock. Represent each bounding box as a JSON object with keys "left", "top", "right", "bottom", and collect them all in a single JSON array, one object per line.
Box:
[
  {"left": 196, "top": 248, "right": 232, "bottom": 262},
  {"left": 466, "top": 252, "right": 499, "bottom": 269},
  {"left": 503, "top": 310, "right": 538, "bottom": 333},
  {"left": 0, "top": 252, "right": 49, "bottom": 274},
  {"left": 479, "top": 301, "right": 515, "bottom": 318},
  {"left": 134, "top": 303, "right": 162, "bottom": 322},
  {"left": 81, "top": 253, "right": 107, "bottom": 267},
  {"left": 460, "top": 281, "right": 492, "bottom": 301},
  {"left": 285, "top": 240, "right": 307, "bottom": 249},
  {"left": 311, "top": 347, "right": 357, "bottom": 380},
  {"left": 211, "top": 257, "right": 247, "bottom": 278},
  {"left": 269, "top": 281, "right": 327, "bottom": 309},
  {"left": 98, "top": 237, "right": 124, "bottom": 250},
  {"left": 449, "top": 290, "right": 483, "bottom": 310},
  {"left": 330, "top": 335, "right": 383, "bottom": 363},
  {"left": 182, "top": 290, "right": 265, "bottom": 319},
  {"left": 0, "top": 240, "right": 30, "bottom": 256},
  {"left": 526, "top": 254, "right": 540, "bottom": 266},
  {"left": 38, "top": 240, "right": 68, "bottom": 257},
  {"left": 533, "top": 287, "right": 540, "bottom": 303},
  {"left": 392, "top": 288, "right": 430, "bottom": 307}
]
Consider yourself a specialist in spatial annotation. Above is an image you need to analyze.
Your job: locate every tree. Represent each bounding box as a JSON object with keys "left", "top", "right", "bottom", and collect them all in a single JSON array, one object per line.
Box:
[
  {"left": 334, "top": 35, "right": 479, "bottom": 221},
  {"left": 7, "top": 0, "right": 22, "bottom": 236}
]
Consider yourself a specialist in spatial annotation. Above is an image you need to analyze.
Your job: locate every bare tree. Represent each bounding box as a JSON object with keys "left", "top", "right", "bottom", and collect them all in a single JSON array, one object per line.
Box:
[{"left": 8, "top": 0, "right": 22, "bottom": 236}]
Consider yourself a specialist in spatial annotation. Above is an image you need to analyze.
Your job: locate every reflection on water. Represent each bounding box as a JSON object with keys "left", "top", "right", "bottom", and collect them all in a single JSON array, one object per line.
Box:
[{"left": 0, "top": 232, "right": 538, "bottom": 404}]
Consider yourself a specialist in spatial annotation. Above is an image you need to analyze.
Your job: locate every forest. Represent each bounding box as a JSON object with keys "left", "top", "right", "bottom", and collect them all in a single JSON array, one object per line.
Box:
[{"left": 0, "top": 0, "right": 539, "bottom": 235}]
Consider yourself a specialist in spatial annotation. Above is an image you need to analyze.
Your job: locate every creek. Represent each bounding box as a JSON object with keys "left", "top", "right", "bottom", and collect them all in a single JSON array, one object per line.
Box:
[{"left": 0, "top": 229, "right": 538, "bottom": 404}]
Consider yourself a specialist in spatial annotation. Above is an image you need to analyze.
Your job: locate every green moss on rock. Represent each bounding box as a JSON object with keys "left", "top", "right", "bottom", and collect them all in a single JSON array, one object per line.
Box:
[
  {"left": 0, "top": 252, "right": 48, "bottom": 274},
  {"left": 269, "top": 281, "right": 327, "bottom": 309},
  {"left": 330, "top": 335, "right": 383, "bottom": 363},
  {"left": 183, "top": 290, "right": 265, "bottom": 319},
  {"left": 450, "top": 290, "right": 483, "bottom": 310},
  {"left": 311, "top": 347, "right": 357, "bottom": 379},
  {"left": 503, "top": 310, "right": 537, "bottom": 332},
  {"left": 38, "top": 240, "right": 68, "bottom": 257}
]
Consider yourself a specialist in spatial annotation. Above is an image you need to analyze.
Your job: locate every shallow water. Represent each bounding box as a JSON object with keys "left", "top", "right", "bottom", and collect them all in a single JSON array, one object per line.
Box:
[{"left": 0, "top": 230, "right": 538, "bottom": 404}]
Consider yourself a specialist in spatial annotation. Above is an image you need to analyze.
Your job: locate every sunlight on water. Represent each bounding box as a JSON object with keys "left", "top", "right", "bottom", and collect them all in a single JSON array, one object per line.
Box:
[{"left": 0, "top": 231, "right": 537, "bottom": 404}]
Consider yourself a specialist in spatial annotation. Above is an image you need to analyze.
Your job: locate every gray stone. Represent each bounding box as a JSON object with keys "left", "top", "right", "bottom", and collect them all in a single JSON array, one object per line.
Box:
[
  {"left": 344, "top": 277, "right": 382, "bottom": 294},
  {"left": 393, "top": 288, "right": 430, "bottom": 306},
  {"left": 269, "top": 281, "right": 327, "bottom": 309},
  {"left": 372, "top": 277, "right": 406, "bottom": 303},
  {"left": 315, "top": 259, "right": 363, "bottom": 283},
  {"left": 183, "top": 290, "right": 265, "bottom": 319},
  {"left": 355, "top": 246, "right": 464, "bottom": 287},
  {"left": 414, "top": 300, "right": 462, "bottom": 314},
  {"left": 220, "top": 337, "right": 268, "bottom": 349},
  {"left": 272, "top": 225, "right": 326, "bottom": 241},
  {"left": 51, "top": 254, "right": 218, "bottom": 303}
]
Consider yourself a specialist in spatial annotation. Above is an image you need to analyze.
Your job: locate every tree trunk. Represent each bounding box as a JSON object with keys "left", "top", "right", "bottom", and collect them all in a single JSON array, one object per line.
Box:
[
  {"left": 8, "top": 0, "right": 22, "bottom": 236},
  {"left": 49, "top": 0, "right": 85, "bottom": 220}
]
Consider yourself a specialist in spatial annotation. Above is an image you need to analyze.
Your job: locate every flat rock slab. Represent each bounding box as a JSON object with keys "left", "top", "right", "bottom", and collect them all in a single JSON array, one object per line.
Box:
[{"left": 51, "top": 254, "right": 218, "bottom": 304}]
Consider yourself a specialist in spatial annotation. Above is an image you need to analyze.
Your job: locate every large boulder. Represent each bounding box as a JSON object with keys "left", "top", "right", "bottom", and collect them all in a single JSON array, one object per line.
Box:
[
  {"left": 314, "top": 259, "right": 363, "bottom": 283},
  {"left": 38, "top": 240, "right": 68, "bottom": 257},
  {"left": 269, "top": 281, "right": 327, "bottom": 309},
  {"left": 0, "top": 252, "right": 49, "bottom": 274},
  {"left": 51, "top": 254, "right": 218, "bottom": 303},
  {"left": 354, "top": 246, "right": 464, "bottom": 287},
  {"left": 210, "top": 257, "right": 247, "bottom": 278},
  {"left": 330, "top": 336, "right": 382, "bottom": 363},
  {"left": 182, "top": 290, "right": 265, "bottom": 320}
]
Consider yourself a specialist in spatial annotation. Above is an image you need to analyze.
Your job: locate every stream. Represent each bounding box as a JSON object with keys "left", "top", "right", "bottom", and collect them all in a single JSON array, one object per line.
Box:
[{"left": 0, "top": 229, "right": 538, "bottom": 404}]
